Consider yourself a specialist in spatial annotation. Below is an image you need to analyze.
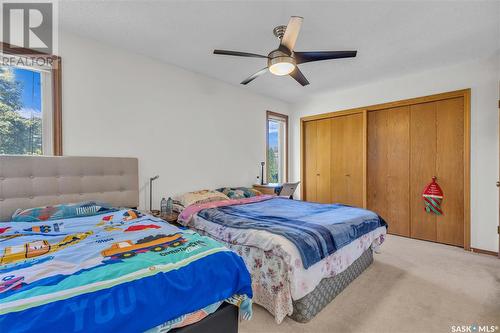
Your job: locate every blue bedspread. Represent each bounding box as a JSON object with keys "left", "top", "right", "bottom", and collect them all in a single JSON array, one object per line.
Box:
[
  {"left": 198, "top": 198, "right": 387, "bottom": 269},
  {"left": 0, "top": 210, "right": 252, "bottom": 333}
]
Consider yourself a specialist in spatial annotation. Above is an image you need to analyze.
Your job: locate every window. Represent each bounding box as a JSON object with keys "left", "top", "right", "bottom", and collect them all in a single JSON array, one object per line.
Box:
[
  {"left": 0, "top": 42, "right": 62, "bottom": 155},
  {"left": 266, "top": 111, "right": 288, "bottom": 183},
  {"left": 0, "top": 67, "right": 42, "bottom": 154}
]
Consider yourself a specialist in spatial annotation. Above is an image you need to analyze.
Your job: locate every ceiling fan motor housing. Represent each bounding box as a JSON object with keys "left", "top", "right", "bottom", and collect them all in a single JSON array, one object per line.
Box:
[
  {"left": 268, "top": 49, "right": 295, "bottom": 64},
  {"left": 268, "top": 49, "right": 296, "bottom": 76}
]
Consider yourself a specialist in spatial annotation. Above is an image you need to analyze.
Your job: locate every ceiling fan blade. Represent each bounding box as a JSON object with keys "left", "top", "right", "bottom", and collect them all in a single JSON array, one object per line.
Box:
[
  {"left": 281, "top": 16, "right": 303, "bottom": 51},
  {"left": 289, "top": 67, "right": 309, "bottom": 86},
  {"left": 214, "top": 49, "right": 268, "bottom": 58},
  {"left": 294, "top": 51, "right": 357, "bottom": 64},
  {"left": 241, "top": 67, "right": 268, "bottom": 85}
]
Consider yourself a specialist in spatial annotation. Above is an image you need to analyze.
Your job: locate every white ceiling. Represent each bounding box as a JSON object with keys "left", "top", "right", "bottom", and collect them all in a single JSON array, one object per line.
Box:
[{"left": 59, "top": 1, "right": 500, "bottom": 103}]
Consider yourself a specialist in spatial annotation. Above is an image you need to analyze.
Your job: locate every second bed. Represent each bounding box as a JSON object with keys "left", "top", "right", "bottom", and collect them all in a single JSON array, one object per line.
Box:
[{"left": 176, "top": 194, "right": 387, "bottom": 323}]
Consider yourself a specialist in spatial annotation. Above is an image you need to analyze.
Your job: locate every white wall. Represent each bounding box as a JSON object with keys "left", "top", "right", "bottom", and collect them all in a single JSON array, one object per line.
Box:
[
  {"left": 59, "top": 31, "right": 290, "bottom": 210},
  {"left": 290, "top": 54, "right": 500, "bottom": 252}
]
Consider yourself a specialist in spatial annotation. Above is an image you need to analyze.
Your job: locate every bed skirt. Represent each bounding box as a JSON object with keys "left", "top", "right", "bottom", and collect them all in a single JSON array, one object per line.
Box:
[{"left": 290, "top": 248, "right": 374, "bottom": 323}]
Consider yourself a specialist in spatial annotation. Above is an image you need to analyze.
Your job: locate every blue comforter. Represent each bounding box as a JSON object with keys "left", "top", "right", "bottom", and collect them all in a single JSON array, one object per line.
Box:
[
  {"left": 198, "top": 198, "right": 387, "bottom": 269},
  {"left": 0, "top": 210, "right": 252, "bottom": 333}
]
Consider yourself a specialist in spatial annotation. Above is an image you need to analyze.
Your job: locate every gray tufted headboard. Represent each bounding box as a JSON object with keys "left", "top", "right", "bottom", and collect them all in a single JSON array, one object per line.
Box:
[{"left": 0, "top": 155, "right": 139, "bottom": 221}]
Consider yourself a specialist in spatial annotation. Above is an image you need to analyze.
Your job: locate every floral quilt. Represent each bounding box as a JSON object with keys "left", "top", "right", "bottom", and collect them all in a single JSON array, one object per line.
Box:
[{"left": 190, "top": 213, "right": 386, "bottom": 323}]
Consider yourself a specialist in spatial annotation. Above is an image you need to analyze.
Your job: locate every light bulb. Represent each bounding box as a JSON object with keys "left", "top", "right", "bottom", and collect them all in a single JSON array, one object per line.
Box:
[{"left": 269, "top": 62, "right": 296, "bottom": 76}]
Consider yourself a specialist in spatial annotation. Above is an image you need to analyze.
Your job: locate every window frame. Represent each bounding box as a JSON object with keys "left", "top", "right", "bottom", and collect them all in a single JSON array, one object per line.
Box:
[
  {"left": 0, "top": 42, "right": 62, "bottom": 156},
  {"left": 266, "top": 110, "right": 289, "bottom": 183}
]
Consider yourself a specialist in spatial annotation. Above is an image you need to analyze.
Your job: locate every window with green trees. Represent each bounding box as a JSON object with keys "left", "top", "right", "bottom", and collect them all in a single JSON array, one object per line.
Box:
[
  {"left": 0, "top": 66, "right": 43, "bottom": 155},
  {"left": 266, "top": 111, "right": 288, "bottom": 184}
]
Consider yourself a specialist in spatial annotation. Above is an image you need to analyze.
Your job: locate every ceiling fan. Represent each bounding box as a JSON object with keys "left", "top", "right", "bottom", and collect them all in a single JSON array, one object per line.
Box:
[{"left": 213, "top": 16, "right": 357, "bottom": 86}]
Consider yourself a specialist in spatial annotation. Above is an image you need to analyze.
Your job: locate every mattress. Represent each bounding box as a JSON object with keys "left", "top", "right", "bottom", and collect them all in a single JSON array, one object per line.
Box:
[
  {"left": 192, "top": 197, "right": 386, "bottom": 269},
  {"left": 189, "top": 214, "right": 385, "bottom": 323}
]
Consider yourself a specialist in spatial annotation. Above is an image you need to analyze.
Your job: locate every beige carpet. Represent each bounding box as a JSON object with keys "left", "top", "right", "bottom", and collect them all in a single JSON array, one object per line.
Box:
[{"left": 241, "top": 235, "right": 500, "bottom": 333}]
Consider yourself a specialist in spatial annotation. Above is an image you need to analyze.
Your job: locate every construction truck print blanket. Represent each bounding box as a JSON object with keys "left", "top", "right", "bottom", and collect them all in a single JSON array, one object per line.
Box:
[{"left": 0, "top": 209, "right": 252, "bottom": 333}]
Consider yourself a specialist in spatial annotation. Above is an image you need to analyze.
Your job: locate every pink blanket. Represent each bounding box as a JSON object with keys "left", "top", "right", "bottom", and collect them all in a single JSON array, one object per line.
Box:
[{"left": 178, "top": 195, "right": 275, "bottom": 225}]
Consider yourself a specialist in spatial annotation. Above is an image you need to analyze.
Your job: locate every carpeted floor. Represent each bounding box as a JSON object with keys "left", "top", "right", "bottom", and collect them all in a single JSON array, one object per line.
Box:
[{"left": 241, "top": 235, "right": 500, "bottom": 333}]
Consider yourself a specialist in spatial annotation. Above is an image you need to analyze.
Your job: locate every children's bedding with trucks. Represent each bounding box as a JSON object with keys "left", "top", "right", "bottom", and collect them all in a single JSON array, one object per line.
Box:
[{"left": 0, "top": 209, "right": 252, "bottom": 333}]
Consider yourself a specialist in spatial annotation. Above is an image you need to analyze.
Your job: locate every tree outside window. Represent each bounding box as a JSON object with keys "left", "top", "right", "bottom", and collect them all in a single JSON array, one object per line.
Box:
[
  {"left": 266, "top": 111, "right": 288, "bottom": 184},
  {"left": 0, "top": 66, "right": 43, "bottom": 155}
]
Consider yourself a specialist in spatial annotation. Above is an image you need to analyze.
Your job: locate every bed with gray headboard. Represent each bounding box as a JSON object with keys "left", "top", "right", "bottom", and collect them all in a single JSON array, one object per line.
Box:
[
  {"left": 0, "top": 155, "right": 244, "bottom": 333},
  {"left": 0, "top": 155, "right": 139, "bottom": 221}
]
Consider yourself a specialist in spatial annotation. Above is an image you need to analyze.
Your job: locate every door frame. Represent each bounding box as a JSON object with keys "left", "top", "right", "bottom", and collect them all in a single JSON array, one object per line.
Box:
[{"left": 300, "top": 89, "right": 471, "bottom": 250}]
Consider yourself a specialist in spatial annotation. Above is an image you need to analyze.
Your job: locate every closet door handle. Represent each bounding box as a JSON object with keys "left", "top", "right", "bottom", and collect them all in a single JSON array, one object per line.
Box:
[
  {"left": 345, "top": 174, "right": 351, "bottom": 177},
  {"left": 316, "top": 173, "right": 320, "bottom": 176}
]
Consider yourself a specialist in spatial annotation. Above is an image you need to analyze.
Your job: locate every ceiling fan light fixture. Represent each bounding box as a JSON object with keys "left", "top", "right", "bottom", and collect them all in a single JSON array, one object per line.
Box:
[
  {"left": 268, "top": 56, "right": 295, "bottom": 76},
  {"left": 213, "top": 16, "right": 358, "bottom": 86}
]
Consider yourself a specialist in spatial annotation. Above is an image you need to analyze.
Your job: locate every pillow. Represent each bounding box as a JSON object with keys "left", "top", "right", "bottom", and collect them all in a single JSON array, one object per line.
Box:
[
  {"left": 172, "top": 202, "right": 185, "bottom": 214},
  {"left": 173, "top": 190, "right": 229, "bottom": 212},
  {"left": 11, "top": 201, "right": 117, "bottom": 222},
  {"left": 216, "top": 187, "right": 262, "bottom": 200}
]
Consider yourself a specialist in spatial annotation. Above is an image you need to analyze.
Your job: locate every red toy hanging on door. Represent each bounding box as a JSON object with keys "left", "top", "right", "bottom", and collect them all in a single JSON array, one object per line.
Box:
[{"left": 422, "top": 177, "right": 443, "bottom": 215}]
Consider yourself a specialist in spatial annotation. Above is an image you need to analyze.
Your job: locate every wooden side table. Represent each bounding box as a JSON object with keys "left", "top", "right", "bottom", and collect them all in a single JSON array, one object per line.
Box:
[
  {"left": 160, "top": 212, "right": 179, "bottom": 222},
  {"left": 158, "top": 212, "right": 183, "bottom": 228},
  {"left": 145, "top": 210, "right": 184, "bottom": 228},
  {"left": 252, "top": 183, "right": 282, "bottom": 195}
]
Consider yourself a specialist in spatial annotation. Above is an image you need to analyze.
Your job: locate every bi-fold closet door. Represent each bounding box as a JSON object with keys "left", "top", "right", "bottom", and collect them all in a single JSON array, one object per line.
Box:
[
  {"left": 367, "top": 97, "right": 465, "bottom": 247},
  {"left": 301, "top": 91, "right": 469, "bottom": 248},
  {"left": 303, "top": 113, "right": 364, "bottom": 207},
  {"left": 367, "top": 106, "right": 411, "bottom": 237}
]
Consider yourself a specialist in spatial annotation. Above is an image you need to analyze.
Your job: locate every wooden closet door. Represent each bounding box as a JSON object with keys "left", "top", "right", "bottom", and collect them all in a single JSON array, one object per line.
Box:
[
  {"left": 316, "top": 118, "right": 332, "bottom": 203},
  {"left": 410, "top": 102, "right": 438, "bottom": 241},
  {"left": 410, "top": 98, "right": 464, "bottom": 245},
  {"left": 303, "top": 118, "right": 332, "bottom": 203},
  {"left": 331, "top": 114, "right": 364, "bottom": 207},
  {"left": 436, "top": 97, "right": 464, "bottom": 246},
  {"left": 303, "top": 120, "right": 318, "bottom": 202},
  {"left": 368, "top": 107, "right": 410, "bottom": 236},
  {"left": 343, "top": 113, "right": 364, "bottom": 207},
  {"left": 331, "top": 117, "right": 344, "bottom": 203}
]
